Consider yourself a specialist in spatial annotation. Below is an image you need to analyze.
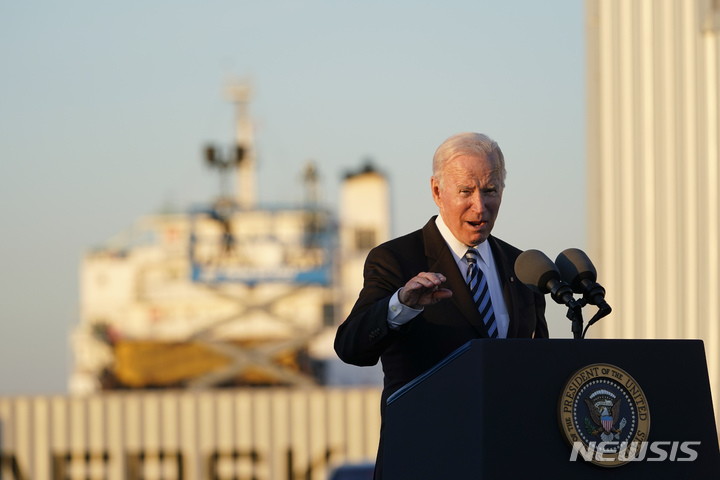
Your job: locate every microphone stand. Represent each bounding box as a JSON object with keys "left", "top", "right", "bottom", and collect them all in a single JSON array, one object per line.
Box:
[{"left": 566, "top": 299, "right": 585, "bottom": 340}]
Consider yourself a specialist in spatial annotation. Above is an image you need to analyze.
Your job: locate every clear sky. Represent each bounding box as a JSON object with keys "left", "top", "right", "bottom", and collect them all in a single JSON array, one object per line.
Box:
[{"left": 0, "top": 1, "right": 585, "bottom": 396}]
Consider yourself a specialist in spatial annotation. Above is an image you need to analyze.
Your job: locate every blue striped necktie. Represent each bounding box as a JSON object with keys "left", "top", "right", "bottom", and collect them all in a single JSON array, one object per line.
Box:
[{"left": 464, "top": 249, "right": 498, "bottom": 338}]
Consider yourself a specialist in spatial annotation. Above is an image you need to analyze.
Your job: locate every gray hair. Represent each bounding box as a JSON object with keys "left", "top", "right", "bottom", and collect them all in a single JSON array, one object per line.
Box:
[{"left": 432, "top": 132, "right": 506, "bottom": 188}]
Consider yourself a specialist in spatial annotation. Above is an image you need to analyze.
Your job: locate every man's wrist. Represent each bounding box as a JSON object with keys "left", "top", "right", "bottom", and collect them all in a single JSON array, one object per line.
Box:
[{"left": 388, "top": 289, "right": 423, "bottom": 329}]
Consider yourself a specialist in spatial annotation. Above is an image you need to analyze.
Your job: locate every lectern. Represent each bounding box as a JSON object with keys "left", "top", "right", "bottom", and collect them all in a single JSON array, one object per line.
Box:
[{"left": 384, "top": 339, "right": 720, "bottom": 479}]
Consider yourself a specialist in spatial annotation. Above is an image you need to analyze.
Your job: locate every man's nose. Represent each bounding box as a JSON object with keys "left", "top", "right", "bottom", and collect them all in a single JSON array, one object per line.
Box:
[{"left": 470, "top": 191, "right": 485, "bottom": 213}]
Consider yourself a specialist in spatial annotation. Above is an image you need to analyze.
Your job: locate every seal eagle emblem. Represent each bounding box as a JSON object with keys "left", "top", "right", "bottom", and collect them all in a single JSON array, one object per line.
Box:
[{"left": 584, "top": 389, "right": 627, "bottom": 441}]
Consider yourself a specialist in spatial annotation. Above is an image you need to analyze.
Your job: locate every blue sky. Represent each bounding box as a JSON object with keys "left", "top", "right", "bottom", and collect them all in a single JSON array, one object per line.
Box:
[{"left": 0, "top": 1, "right": 585, "bottom": 395}]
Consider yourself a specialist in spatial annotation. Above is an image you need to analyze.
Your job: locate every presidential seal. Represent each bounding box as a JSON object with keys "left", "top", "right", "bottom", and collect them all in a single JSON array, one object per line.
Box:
[{"left": 558, "top": 363, "right": 651, "bottom": 467}]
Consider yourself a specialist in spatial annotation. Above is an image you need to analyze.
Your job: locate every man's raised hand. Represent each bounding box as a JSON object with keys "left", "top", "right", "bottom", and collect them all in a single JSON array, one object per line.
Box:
[{"left": 398, "top": 272, "right": 453, "bottom": 309}]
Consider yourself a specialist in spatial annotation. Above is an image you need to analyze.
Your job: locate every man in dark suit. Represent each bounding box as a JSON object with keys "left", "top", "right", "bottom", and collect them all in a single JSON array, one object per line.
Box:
[{"left": 334, "top": 132, "right": 548, "bottom": 479}]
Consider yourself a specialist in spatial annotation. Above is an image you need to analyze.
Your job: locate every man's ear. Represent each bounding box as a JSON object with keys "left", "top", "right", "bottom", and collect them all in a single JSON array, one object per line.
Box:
[{"left": 430, "top": 176, "right": 441, "bottom": 207}]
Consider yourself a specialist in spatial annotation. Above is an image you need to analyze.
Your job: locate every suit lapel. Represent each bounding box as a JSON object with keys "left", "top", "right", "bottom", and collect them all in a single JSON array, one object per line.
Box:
[{"left": 422, "top": 218, "right": 490, "bottom": 338}]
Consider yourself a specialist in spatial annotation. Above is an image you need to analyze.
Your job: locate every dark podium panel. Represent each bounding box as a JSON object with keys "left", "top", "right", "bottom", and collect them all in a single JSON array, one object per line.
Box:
[{"left": 384, "top": 339, "right": 720, "bottom": 479}]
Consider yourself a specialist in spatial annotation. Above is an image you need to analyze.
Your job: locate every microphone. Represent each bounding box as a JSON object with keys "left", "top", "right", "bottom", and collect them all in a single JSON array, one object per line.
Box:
[
  {"left": 514, "top": 250, "right": 579, "bottom": 308},
  {"left": 555, "top": 248, "right": 612, "bottom": 321}
]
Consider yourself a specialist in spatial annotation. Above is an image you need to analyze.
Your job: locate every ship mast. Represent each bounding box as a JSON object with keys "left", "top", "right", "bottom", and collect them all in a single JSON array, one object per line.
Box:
[{"left": 226, "top": 82, "right": 256, "bottom": 209}]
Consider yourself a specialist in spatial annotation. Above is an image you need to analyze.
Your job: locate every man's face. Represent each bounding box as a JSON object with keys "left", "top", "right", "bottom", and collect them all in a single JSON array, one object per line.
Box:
[{"left": 431, "top": 153, "right": 503, "bottom": 246}]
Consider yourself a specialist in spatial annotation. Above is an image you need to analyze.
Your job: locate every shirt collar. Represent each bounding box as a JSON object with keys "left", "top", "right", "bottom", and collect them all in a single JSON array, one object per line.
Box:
[{"left": 435, "top": 214, "right": 492, "bottom": 266}]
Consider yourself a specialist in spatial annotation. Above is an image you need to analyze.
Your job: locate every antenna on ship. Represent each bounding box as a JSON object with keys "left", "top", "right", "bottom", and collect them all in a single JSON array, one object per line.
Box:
[{"left": 203, "top": 80, "right": 256, "bottom": 209}]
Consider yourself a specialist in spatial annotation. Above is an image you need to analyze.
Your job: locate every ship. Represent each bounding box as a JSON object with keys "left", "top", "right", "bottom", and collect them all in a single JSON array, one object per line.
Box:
[{"left": 69, "top": 83, "right": 388, "bottom": 393}]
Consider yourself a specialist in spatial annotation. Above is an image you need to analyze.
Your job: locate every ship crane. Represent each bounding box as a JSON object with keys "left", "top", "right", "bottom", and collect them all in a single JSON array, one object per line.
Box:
[{"left": 179, "top": 82, "right": 333, "bottom": 388}]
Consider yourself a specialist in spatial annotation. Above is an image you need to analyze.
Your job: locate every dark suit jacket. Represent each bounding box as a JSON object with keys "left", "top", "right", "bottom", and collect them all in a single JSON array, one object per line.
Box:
[{"left": 334, "top": 216, "right": 548, "bottom": 478}]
